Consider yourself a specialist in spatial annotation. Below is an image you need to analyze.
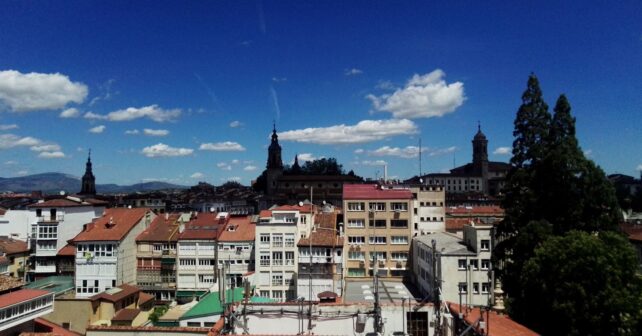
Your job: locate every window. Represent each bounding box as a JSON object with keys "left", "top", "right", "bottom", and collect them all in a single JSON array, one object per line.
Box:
[
  {"left": 272, "top": 252, "right": 283, "bottom": 266},
  {"left": 272, "top": 274, "right": 283, "bottom": 286},
  {"left": 347, "top": 219, "right": 365, "bottom": 228},
  {"left": 199, "top": 259, "right": 215, "bottom": 266},
  {"left": 391, "top": 252, "right": 408, "bottom": 261},
  {"left": 259, "top": 252, "right": 270, "bottom": 266},
  {"left": 458, "top": 283, "right": 467, "bottom": 294},
  {"left": 470, "top": 259, "right": 479, "bottom": 270},
  {"left": 481, "top": 259, "right": 490, "bottom": 270},
  {"left": 284, "top": 233, "right": 295, "bottom": 247},
  {"left": 153, "top": 244, "right": 162, "bottom": 251},
  {"left": 481, "top": 240, "right": 490, "bottom": 251},
  {"left": 391, "top": 202, "right": 408, "bottom": 211},
  {"left": 272, "top": 290, "right": 283, "bottom": 300},
  {"left": 179, "top": 258, "right": 196, "bottom": 266},
  {"left": 369, "top": 236, "right": 386, "bottom": 245},
  {"left": 348, "top": 268, "right": 365, "bottom": 276},
  {"left": 391, "top": 236, "right": 408, "bottom": 244},
  {"left": 285, "top": 251, "right": 295, "bottom": 265},
  {"left": 348, "top": 236, "right": 365, "bottom": 245},
  {"left": 272, "top": 234, "right": 283, "bottom": 247},
  {"left": 482, "top": 283, "right": 491, "bottom": 294},
  {"left": 473, "top": 283, "right": 480, "bottom": 294},
  {"left": 199, "top": 274, "right": 215, "bottom": 283},
  {"left": 390, "top": 220, "right": 408, "bottom": 228},
  {"left": 369, "top": 251, "right": 386, "bottom": 261},
  {"left": 368, "top": 219, "right": 386, "bottom": 228},
  {"left": 347, "top": 202, "right": 365, "bottom": 211},
  {"left": 368, "top": 202, "right": 386, "bottom": 212},
  {"left": 458, "top": 259, "right": 467, "bottom": 270},
  {"left": 260, "top": 290, "right": 270, "bottom": 298},
  {"left": 260, "top": 234, "right": 270, "bottom": 245},
  {"left": 38, "top": 226, "right": 57, "bottom": 239},
  {"left": 348, "top": 251, "right": 365, "bottom": 260}
]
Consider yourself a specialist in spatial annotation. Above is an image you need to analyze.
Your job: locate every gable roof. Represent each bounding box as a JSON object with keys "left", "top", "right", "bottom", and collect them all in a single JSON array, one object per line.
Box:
[
  {"left": 28, "top": 197, "right": 99, "bottom": 208},
  {"left": 90, "top": 283, "right": 139, "bottom": 303},
  {"left": 343, "top": 184, "right": 412, "bottom": 200},
  {"left": 219, "top": 216, "right": 255, "bottom": 242},
  {"left": 298, "top": 213, "right": 343, "bottom": 247},
  {"left": 0, "top": 236, "right": 29, "bottom": 254},
  {"left": 178, "top": 212, "right": 225, "bottom": 240},
  {"left": 271, "top": 204, "right": 314, "bottom": 213},
  {"left": 72, "top": 208, "right": 151, "bottom": 242},
  {"left": 57, "top": 244, "right": 75, "bottom": 257},
  {"left": 448, "top": 303, "right": 539, "bottom": 336},
  {"left": 0, "top": 289, "right": 50, "bottom": 309},
  {"left": 136, "top": 213, "right": 182, "bottom": 242}
]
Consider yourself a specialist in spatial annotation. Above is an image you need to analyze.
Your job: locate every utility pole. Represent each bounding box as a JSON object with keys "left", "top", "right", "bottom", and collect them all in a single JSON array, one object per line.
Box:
[
  {"left": 308, "top": 186, "right": 313, "bottom": 334},
  {"left": 432, "top": 239, "right": 442, "bottom": 336}
]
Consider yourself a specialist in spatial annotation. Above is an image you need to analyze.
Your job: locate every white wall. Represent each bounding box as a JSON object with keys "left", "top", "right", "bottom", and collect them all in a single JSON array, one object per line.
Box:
[{"left": 0, "top": 210, "right": 35, "bottom": 241}]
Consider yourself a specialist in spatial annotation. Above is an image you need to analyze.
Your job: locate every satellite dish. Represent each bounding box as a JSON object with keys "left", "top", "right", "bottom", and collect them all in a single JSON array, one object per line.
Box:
[
  {"left": 298, "top": 201, "right": 304, "bottom": 207},
  {"left": 419, "top": 178, "right": 424, "bottom": 183},
  {"left": 322, "top": 200, "right": 326, "bottom": 205},
  {"left": 59, "top": 190, "right": 66, "bottom": 196},
  {"left": 210, "top": 207, "right": 216, "bottom": 213}
]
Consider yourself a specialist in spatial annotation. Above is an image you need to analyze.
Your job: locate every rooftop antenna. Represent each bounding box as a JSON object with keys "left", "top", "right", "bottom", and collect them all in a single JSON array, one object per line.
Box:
[
  {"left": 419, "top": 137, "right": 422, "bottom": 177},
  {"left": 453, "top": 151, "right": 456, "bottom": 169}
]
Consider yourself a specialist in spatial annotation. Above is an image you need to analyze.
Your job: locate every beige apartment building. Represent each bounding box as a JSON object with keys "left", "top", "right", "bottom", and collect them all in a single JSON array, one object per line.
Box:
[{"left": 343, "top": 184, "right": 413, "bottom": 278}]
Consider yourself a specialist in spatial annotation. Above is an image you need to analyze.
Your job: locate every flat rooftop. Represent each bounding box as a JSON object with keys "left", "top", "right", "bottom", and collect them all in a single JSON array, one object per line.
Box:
[{"left": 344, "top": 280, "right": 418, "bottom": 304}]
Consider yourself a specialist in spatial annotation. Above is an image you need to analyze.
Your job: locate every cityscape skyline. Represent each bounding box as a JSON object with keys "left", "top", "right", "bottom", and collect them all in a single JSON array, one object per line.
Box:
[{"left": 1, "top": 1, "right": 641, "bottom": 185}]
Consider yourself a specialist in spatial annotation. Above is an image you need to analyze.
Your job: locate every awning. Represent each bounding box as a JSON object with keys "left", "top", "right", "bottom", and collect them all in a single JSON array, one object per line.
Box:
[
  {"left": 176, "top": 290, "right": 207, "bottom": 298},
  {"left": 161, "top": 258, "right": 176, "bottom": 265}
]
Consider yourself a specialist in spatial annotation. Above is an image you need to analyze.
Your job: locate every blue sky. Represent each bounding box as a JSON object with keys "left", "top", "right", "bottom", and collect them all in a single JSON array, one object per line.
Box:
[{"left": 0, "top": 1, "right": 641, "bottom": 186}]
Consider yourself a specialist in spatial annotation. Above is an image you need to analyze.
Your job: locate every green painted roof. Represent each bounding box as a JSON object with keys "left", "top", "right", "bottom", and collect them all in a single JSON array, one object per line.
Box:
[
  {"left": 181, "top": 287, "right": 272, "bottom": 320},
  {"left": 176, "top": 290, "right": 207, "bottom": 298},
  {"left": 25, "top": 275, "right": 74, "bottom": 295}
]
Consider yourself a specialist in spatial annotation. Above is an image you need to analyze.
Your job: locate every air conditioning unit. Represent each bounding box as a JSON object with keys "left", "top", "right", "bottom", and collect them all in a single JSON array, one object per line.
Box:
[
  {"left": 359, "top": 260, "right": 365, "bottom": 266},
  {"left": 379, "top": 260, "right": 385, "bottom": 267}
]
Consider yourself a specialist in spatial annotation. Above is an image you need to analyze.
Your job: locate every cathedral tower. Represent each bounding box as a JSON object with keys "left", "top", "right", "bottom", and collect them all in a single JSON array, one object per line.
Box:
[
  {"left": 79, "top": 150, "right": 96, "bottom": 196},
  {"left": 265, "top": 124, "right": 283, "bottom": 196}
]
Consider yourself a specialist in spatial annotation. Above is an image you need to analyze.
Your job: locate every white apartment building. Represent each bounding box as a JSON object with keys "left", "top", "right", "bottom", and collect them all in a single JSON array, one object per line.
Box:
[
  {"left": 383, "top": 184, "right": 446, "bottom": 235},
  {"left": 0, "top": 289, "right": 54, "bottom": 334},
  {"left": 176, "top": 212, "right": 227, "bottom": 301},
  {"left": 27, "top": 197, "right": 106, "bottom": 278},
  {"left": 72, "top": 208, "right": 154, "bottom": 297},
  {"left": 255, "top": 204, "right": 313, "bottom": 302},
  {"left": 0, "top": 209, "right": 38, "bottom": 241},
  {"left": 412, "top": 223, "right": 494, "bottom": 306},
  {"left": 217, "top": 215, "right": 255, "bottom": 289}
]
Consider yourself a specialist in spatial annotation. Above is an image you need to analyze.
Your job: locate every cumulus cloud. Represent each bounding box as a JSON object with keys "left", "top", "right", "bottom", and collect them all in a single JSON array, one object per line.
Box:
[
  {"left": 637, "top": 164, "right": 642, "bottom": 171},
  {"left": 125, "top": 129, "right": 140, "bottom": 135},
  {"left": 217, "top": 162, "right": 232, "bottom": 171},
  {"left": 83, "top": 104, "right": 180, "bottom": 122},
  {"left": 4, "top": 160, "right": 17, "bottom": 165},
  {"left": 360, "top": 160, "right": 388, "bottom": 166},
  {"left": 16, "top": 170, "right": 28, "bottom": 176},
  {"left": 272, "top": 77, "right": 287, "bottom": 83},
  {"left": 345, "top": 68, "right": 363, "bottom": 76},
  {"left": 143, "top": 128, "right": 169, "bottom": 137},
  {"left": 279, "top": 119, "right": 418, "bottom": 145},
  {"left": 0, "top": 124, "right": 18, "bottom": 130},
  {"left": 59, "top": 107, "right": 80, "bottom": 118},
  {"left": 368, "top": 146, "right": 423, "bottom": 159},
  {"left": 199, "top": 141, "right": 246, "bottom": 151},
  {"left": 493, "top": 147, "right": 511, "bottom": 155},
  {"left": 375, "top": 80, "right": 395, "bottom": 90},
  {"left": 30, "top": 144, "right": 61, "bottom": 152},
  {"left": 366, "top": 69, "right": 465, "bottom": 119},
  {"left": 427, "top": 146, "right": 457, "bottom": 157},
  {"left": 229, "top": 120, "right": 243, "bottom": 128},
  {"left": 354, "top": 149, "right": 364, "bottom": 154},
  {"left": 89, "top": 125, "right": 106, "bottom": 134},
  {"left": 221, "top": 176, "right": 241, "bottom": 182},
  {"left": 244, "top": 165, "right": 257, "bottom": 171},
  {"left": 190, "top": 172, "right": 205, "bottom": 179},
  {"left": 38, "top": 151, "right": 66, "bottom": 159},
  {"left": 141, "top": 143, "right": 193, "bottom": 157},
  {"left": 0, "top": 70, "right": 88, "bottom": 112},
  {"left": 297, "top": 153, "right": 318, "bottom": 162},
  {"left": 0, "top": 134, "right": 41, "bottom": 149},
  {"left": 231, "top": 159, "right": 240, "bottom": 165}
]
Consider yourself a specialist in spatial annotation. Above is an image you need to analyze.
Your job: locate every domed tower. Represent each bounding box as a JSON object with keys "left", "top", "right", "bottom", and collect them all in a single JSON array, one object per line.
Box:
[
  {"left": 265, "top": 124, "right": 283, "bottom": 196},
  {"left": 79, "top": 150, "right": 96, "bottom": 196},
  {"left": 472, "top": 123, "right": 489, "bottom": 192}
]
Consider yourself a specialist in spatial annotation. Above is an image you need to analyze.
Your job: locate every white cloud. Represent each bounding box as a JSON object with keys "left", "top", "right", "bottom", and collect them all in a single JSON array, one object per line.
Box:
[
  {"left": 221, "top": 176, "right": 241, "bottom": 182},
  {"left": 143, "top": 128, "right": 169, "bottom": 137},
  {"left": 297, "top": 153, "right": 317, "bottom": 162},
  {"left": 243, "top": 165, "right": 257, "bottom": 171},
  {"left": 231, "top": 159, "right": 240, "bottom": 164},
  {"left": 190, "top": 172, "right": 205, "bottom": 179},
  {"left": 59, "top": 107, "right": 80, "bottom": 118},
  {"left": 4, "top": 160, "right": 17, "bottom": 165},
  {"left": 272, "top": 77, "right": 287, "bottom": 83},
  {"left": 217, "top": 162, "right": 232, "bottom": 171},
  {"left": 84, "top": 104, "right": 181, "bottom": 122},
  {"left": 125, "top": 129, "right": 140, "bottom": 135},
  {"left": 0, "top": 124, "right": 18, "bottom": 130},
  {"left": 0, "top": 70, "right": 88, "bottom": 112},
  {"left": 360, "top": 160, "right": 388, "bottom": 166},
  {"left": 354, "top": 149, "right": 364, "bottom": 154},
  {"left": 366, "top": 69, "right": 465, "bottom": 119},
  {"left": 345, "top": 68, "right": 363, "bottom": 76},
  {"left": 279, "top": 119, "right": 418, "bottom": 145},
  {"left": 229, "top": 120, "right": 243, "bottom": 128},
  {"left": 375, "top": 80, "right": 395, "bottom": 90},
  {"left": 89, "top": 125, "right": 106, "bottom": 134},
  {"left": 637, "top": 164, "right": 642, "bottom": 171},
  {"left": 38, "top": 151, "right": 66, "bottom": 159},
  {"left": 30, "top": 144, "right": 61, "bottom": 152},
  {"left": 368, "top": 146, "right": 423, "bottom": 158},
  {"left": 141, "top": 143, "right": 193, "bottom": 157},
  {"left": 493, "top": 147, "right": 511, "bottom": 155},
  {"left": 16, "top": 170, "right": 28, "bottom": 176},
  {"left": 0, "top": 134, "right": 41, "bottom": 149},
  {"left": 427, "top": 146, "right": 458, "bottom": 157},
  {"left": 199, "top": 141, "right": 246, "bottom": 151},
  {"left": 583, "top": 149, "right": 593, "bottom": 157}
]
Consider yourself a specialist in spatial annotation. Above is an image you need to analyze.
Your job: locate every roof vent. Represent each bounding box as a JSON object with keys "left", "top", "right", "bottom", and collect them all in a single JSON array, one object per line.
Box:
[{"left": 106, "top": 217, "right": 115, "bottom": 228}]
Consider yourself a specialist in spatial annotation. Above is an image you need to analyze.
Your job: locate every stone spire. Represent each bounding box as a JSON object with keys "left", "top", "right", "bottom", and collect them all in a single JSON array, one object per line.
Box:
[
  {"left": 266, "top": 123, "right": 283, "bottom": 170},
  {"left": 79, "top": 150, "right": 96, "bottom": 196}
]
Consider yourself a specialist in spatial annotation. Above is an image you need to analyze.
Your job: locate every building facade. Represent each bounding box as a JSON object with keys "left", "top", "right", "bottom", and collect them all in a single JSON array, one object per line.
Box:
[
  {"left": 343, "top": 184, "right": 413, "bottom": 278},
  {"left": 217, "top": 215, "right": 255, "bottom": 289}
]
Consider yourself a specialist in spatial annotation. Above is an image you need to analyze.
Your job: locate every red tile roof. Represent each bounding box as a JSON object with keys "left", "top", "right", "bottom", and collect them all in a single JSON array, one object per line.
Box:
[
  {"left": 32, "top": 318, "right": 83, "bottom": 336},
  {"left": 57, "top": 244, "right": 76, "bottom": 257},
  {"left": 446, "top": 205, "right": 504, "bottom": 216},
  {"left": 90, "top": 284, "right": 139, "bottom": 303},
  {"left": 297, "top": 213, "right": 343, "bottom": 247},
  {"left": 178, "top": 212, "right": 225, "bottom": 240},
  {"left": 0, "top": 256, "right": 9, "bottom": 266},
  {"left": 112, "top": 308, "right": 140, "bottom": 322},
  {"left": 28, "top": 198, "right": 94, "bottom": 208},
  {"left": 87, "top": 325, "right": 210, "bottom": 333},
  {"left": 448, "top": 303, "right": 539, "bottom": 336},
  {"left": 0, "top": 289, "right": 51, "bottom": 309},
  {"left": 259, "top": 210, "right": 272, "bottom": 218},
  {"left": 136, "top": 213, "right": 182, "bottom": 242},
  {"left": 343, "top": 184, "right": 413, "bottom": 200},
  {"left": 272, "top": 204, "right": 314, "bottom": 213},
  {"left": 72, "top": 208, "right": 151, "bottom": 242},
  {"left": 0, "top": 237, "right": 29, "bottom": 254},
  {"left": 445, "top": 218, "right": 479, "bottom": 232},
  {"left": 138, "top": 292, "right": 155, "bottom": 306},
  {"left": 219, "top": 216, "right": 255, "bottom": 242}
]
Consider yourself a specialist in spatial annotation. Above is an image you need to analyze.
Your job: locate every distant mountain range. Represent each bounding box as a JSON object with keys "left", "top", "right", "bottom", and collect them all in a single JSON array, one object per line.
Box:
[{"left": 0, "top": 173, "right": 187, "bottom": 194}]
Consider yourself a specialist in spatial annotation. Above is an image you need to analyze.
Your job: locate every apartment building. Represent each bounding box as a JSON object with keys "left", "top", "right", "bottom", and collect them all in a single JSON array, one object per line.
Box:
[
  {"left": 343, "top": 184, "right": 413, "bottom": 278},
  {"left": 136, "top": 213, "right": 187, "bottom": 302},
  {"left": 217, "top": 215, "right": 255, "bottom": 289},
  {"left": 297, "top": 211, "right": 344, "bottom": 300},
  {"left": 383, "top": 184, "right": 446, "bottom": 235},
  {"left": 0, "top": 289, "right": 54, "bottom": 334},
  {"left": 176, "top": 212, "right": 226, "bottom": 302},
  {"left": 0, "top": 237, "right": 29, "bottom": 278},
  {"left": 72, "top": 208, "right": 155, "bottom": 298},
  {"left": 412, "top": 223, "right": 494, "bottom": 306},
  {"left": 255, "top": 204, "right": 313, "bottom": 302},
  {"left": 27, "top": 197, "right": 107, "bottom": 279}
]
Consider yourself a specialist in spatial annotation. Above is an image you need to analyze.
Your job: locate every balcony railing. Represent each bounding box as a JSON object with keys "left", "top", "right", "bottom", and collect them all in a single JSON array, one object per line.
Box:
[{"left": 37, "top": 215, "right": 64, "bottom": 223}]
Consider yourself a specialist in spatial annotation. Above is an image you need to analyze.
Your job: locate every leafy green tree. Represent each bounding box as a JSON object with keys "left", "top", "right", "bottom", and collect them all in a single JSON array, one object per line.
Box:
[
  {"left": 520, "top": 231, "right": 642, "bottom": 336},
  {"left": 301, "top": 158, "right": 344, "bottom": 175}
]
